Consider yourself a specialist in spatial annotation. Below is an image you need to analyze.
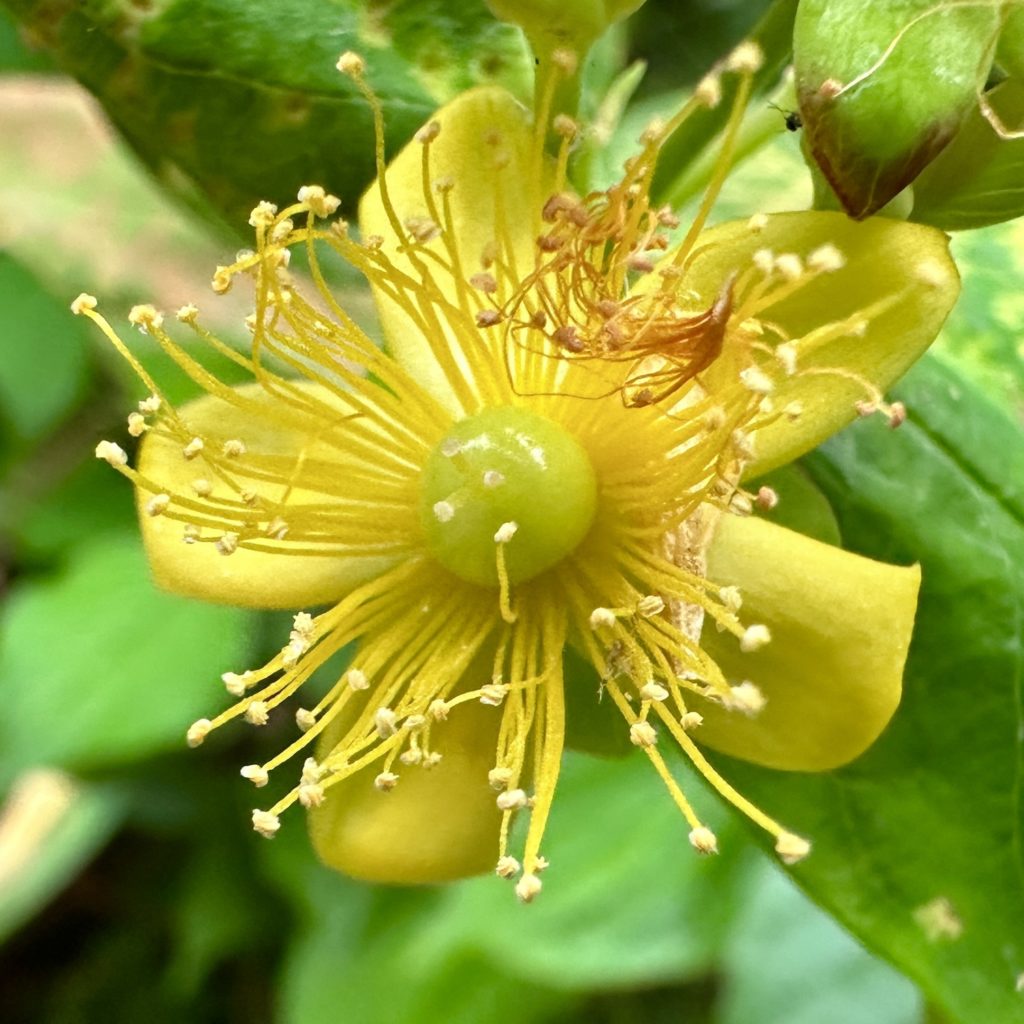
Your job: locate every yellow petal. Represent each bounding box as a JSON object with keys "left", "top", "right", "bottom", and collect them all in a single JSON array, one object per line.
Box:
[
  {"left": 685, "top": 211, "right": 958, "bottom": 476},
  {"left": 308, "top": 701, "right": 501, "bottom": 883},
  {"left": 359, "top": 87, "right": 543, "bottom": 409},
  {"left": 695, "top": 514, "right": 920, "bottom": 771},
  {"left": 136, "top": 383, "right": 397, "bottom": 609}
]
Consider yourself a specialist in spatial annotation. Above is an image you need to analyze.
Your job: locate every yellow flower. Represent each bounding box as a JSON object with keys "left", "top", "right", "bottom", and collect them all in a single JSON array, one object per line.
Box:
[{"left": 79, "top": 44, "right": 957, "bottom": 901}]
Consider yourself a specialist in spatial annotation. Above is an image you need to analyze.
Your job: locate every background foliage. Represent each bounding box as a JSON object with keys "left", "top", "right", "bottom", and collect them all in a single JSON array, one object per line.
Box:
[{"left": 0, "top": 2, "right": 1022, "bottom": 1022}]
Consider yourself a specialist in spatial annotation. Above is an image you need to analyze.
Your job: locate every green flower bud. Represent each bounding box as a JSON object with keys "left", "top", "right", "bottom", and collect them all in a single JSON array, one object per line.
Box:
[
  {"left": 420, "top": 407, "right": 597, "bottom": 587},
  {"left": 795, "top": 0, "right": 1002, "bottom": 219},
  {"left": 912, "top": 79, "right": 1024, "bottom": 231},
  {"left": 486, "top": 0, "right": 646, "bottom": 56}
]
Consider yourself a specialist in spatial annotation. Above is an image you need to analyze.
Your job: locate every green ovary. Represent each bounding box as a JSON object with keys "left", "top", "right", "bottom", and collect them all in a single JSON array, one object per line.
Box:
[{"left": 420, "top": 407, "right": 598, "bottom": 586}]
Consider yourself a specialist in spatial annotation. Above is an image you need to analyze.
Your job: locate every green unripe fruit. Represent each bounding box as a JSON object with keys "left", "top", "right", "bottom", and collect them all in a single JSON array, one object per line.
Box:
[
  {"left": 795, "top": 0, "right": 1001, "bottom": 220},
  {"left": 420, "top": 407, "right": 597, "bottom": 587}
]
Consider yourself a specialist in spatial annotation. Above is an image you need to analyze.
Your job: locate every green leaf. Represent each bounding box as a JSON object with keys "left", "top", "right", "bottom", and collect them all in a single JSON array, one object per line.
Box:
[
  {"left": 794, "top": 0, "right": 1001, "bottom": 219},
  {"left": 0, "top": 771, "right": 124, "bottom": 942},
  {"left": 0, "top": 3, "right": 51, "bottom": 71},
  {"left": 165, "top": 834, "right": 275, "bottom": 997},
  {"left": 938, "top": 219, "right": 1024, "bottom": 416},
  {"left": 0, "top": 535, "right": 251, "bottom": 782},
  {"left": 10, "top": 457, "right": 138, "bottom": 564},
  {"left": 718, "top": 353, "right": 1024, "bottom": 1024},
  {"left": 0, "top": 254, "right": 89, "bottom": 444},
  {"left": 719, "top": 861, "right": 922, "bottom": 1024},
  {"left": 912, "top": 79, "right": 1024, "bottom": 231},
  {"left": 274, "top": 750, "right": 750, "bottom": 1024},
  {"left": 0, "top": 0, "right": 531, "bottom": 229}
]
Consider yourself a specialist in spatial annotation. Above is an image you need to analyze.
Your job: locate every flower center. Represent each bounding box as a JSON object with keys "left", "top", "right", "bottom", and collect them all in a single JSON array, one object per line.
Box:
[{"left": 420, "top": 407, "right": 597, "bottom": 586}]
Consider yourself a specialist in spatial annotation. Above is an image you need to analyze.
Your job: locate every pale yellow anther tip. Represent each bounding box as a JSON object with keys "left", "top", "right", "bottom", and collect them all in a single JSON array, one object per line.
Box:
[
  {"left": 496, "top": 855, "right": 521, "bottom": 879},
  {"left": 496, "top": 788, "right": 528, "bottom": 811},
  {"left": 95, "top": 440, "right": 128, "bottom": 467},
  {"left": 774, "top": 253, "right": 804, "bottom": 282},
  {"left": 244, "top": 700, "right": 269, "bottom": 726},
  {"left": 515, "top": 872, "right": 543, "bottom": 903},
  {"left": 629, "top": 720, "right": 658, "bottom": 748},
  {"left": 689, "top": 826, "right": 719, "bottom": 854},
  {"left": 740, "top": 623, "right": 771, "bottom": 653},
  {"left": 695, "top": 74, "right": 722, "bottom": 109},
  {"left": 186, "top": 718, "right": 212, "bottom": 748},
  {"left": 589, "top": 607, "right": 617, "bottom": 630},
  {"left": 553, "top": 114, "right": 578, "bottom": 139},
  {"left": 637, "top": 595, "right": 666, "bottom": 618},
  {"left": 298, "top": 783, "right": 326, "bottom": 808},
  {"left": 252, "top": 809, "right": 281, "bottom": 838},
  {"left": 775, "top": 831, "right": 812, "bottom": 865},
  {"left": 347, "top": 668, "right": 370, "bottom": 691},
  {"left": 680, "top": 711, "right": 704, "bottom": 731},
  {"left": 248, "top": 200, "right": 278, "bottom": 228},
  {"left": 144, "top": 493, "right": 170, "bottom": 517},
  {"left": 221, "top": 671, "right": 250, "bottom": 697},
  {"left": 740, "top": 366, "right": 775, "bottom": 395},
  {"left": 216, "top": 532, "right": 240, "bottom": 557},
  {"left": 494, "top": 521, "right": 518, "bottom": 544},
  {"left": 808, "top": 243, "right": 845, "bottom": 273},
  {"left": 726, "top": 40, "right": 763, "bottom": 74},
  {"left": 297, "top": 184, "right": 341, "bottom": 218},
  {"left": 336, "top": 50, "right": 365, "bottom": 76},
  {"left": 128, "top": 303, "right": 164, "bottom": 332},
  {"left": 639, "top": 681, "right": 669, "bottom": 703},
  {"left": 725, "top": 680, "right": 767, "bottom": 717},
  {"left": 374, "top": 707, "right": 399, "bottom": 738},
  {"left": 415, "top": 120, "right": 441, "bottom": 145},
  {"left": 241, "top": 764, "right": 269, "bottom": 788},
  {"left": 70, "top": 293, "right": 97, "bottom": 315}
]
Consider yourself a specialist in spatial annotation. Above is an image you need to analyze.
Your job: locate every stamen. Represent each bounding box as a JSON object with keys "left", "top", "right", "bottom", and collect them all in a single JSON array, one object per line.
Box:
[{"left": 689, "top": 826, "right": 718, "bottom": 854}]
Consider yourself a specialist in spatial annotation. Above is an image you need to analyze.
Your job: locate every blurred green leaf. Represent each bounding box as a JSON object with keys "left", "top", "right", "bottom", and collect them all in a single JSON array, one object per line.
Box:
[
  {"left": 0, "top": 254, "right": 89, "bottom": 444},
  {"left": 10, "top": 456, "right": 132, "bottom": 564},
  {"left": 720, "top": 352, "right": 1024, "bottom": 1024},
  {"left": 939, "top": 218, "right": 1024, "bottom": 417},
  {"left": 0, "top": 535, "right": 251, "bottom": 782},
  {"left": 912, "top": 79, "right": 1024, "bottom": 231},
  {"left": 718, "top": 861, "right": 922, "bottom": 1024},
  {"left": 0, "top": 0, "right": 531, "bottom": 229},
  {"left": 0, "top": 771, "right": 124, "bottom": 942},
  {"left": 275, "top": 751, "right": 750, "bottom": 1024},
  {"left": 0, "top": 4, "right": 51, "bottom": 71},
  {"left": 166, "top": 835, "right": 275, "bottom": 997}
]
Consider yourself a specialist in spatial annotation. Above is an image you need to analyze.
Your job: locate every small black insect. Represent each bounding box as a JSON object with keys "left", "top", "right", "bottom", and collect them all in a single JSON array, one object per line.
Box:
[{"left": 769, "top": 102, "right": 803, "bottom": 132}]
